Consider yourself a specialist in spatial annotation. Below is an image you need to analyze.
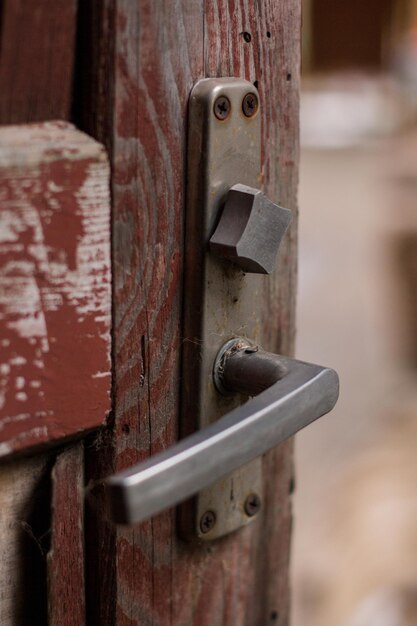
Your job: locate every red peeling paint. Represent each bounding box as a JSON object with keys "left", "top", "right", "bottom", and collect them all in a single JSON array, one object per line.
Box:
[{"left": 0, "top": 122, "right": 112, "bottom": 456}]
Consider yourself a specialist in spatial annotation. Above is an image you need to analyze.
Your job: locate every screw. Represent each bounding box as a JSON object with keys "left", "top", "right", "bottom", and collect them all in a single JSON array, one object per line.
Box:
[
  {"left": 242, "top": 92, "right": 258, "bottom": 118},
  {"left": 244, "top": 493, "right": 261, "bottom": 516},
  {"left": 200, "top": 510, "right": 216, "bottom": 533},
  {"left": 213, "top": 95, "right": 231, "bottom": 120}
]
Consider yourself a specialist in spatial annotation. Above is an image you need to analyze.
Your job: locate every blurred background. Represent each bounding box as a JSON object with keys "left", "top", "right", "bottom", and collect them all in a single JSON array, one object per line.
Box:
[{"left": 292, "top": 1, "right": 417, "bottom": 625}]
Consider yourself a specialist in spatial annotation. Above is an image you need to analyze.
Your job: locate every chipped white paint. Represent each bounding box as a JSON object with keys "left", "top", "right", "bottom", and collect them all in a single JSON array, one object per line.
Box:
[
  {"left": 0, "top": 442, "right": 12, "bottom": 456},
  {"left": 0, "top": 122, "right": 111, "bottom": 455},
  {"left": 9, "top": 357, "right": 26, "bottom": 366},
  {"left": 0, "top": 164, "right": 110, "bottom": 330}
]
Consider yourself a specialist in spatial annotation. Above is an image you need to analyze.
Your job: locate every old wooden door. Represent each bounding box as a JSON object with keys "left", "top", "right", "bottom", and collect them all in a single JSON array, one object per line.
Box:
[{"left": 0, "top": 1, "right": 300, "bottom": 625}]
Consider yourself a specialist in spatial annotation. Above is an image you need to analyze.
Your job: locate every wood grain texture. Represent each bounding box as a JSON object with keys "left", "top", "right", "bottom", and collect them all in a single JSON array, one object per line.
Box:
[
  {"left": 82, "top": 1, "right": 300, "bottom": 624},
  {"left": 48, "top": 442, "right": 85, "bottom": 626},
  {"left": 0, "top": 6, "right": 89, "bottom": 624},
  {"left": 206, "top": 3, "right": 300, "bottom": 622},
  {"left": 0, "top": 454, "right": 50, "bottom": 626},
  {"left": 0, "top": 0, "right": 78, "bottom": 123},
  {"left": 0, "top": 121, "right": 112, "bottom": 456}
]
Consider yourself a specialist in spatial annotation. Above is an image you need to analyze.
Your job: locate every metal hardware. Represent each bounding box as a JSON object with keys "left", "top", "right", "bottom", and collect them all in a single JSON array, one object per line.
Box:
[
  {"left": 213, "top": 95, "right": 231, "bottom": 120},
  {"left": 214, "top": 338, "right": 287, "bottom": 397},
  {"left": 104, "top": 78, "right": 339, "bottom": 540},
  {"left": 199, "top": 510, "right": 216, "bottom": 534},
  {"left": 244, "top": 493, "right": 262, "bottom": 517},
  {"left": 209, "top": 183, "right": 292, "bottom": 274},
  {"left": 182, "top": 77, "right": 266, "bottom": 539},
  {"left": 105, "top": 340, "right": 339, "bottom": 527},
  {"left": 242, "top": 92, "right": 259, "bottom": 118},
  {"left": 183, "top": 77, "right": 291, "bottom": 539}
]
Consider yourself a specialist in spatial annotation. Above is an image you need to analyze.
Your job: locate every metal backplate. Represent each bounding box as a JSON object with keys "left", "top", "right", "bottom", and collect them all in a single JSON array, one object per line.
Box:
[{"left": 180, "top": 78, "right": 267, "bottom": 541}]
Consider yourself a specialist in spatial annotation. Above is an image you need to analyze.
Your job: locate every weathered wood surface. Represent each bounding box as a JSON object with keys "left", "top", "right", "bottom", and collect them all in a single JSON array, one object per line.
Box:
[
  {"left": 83, "top": 1, "right": 299, "bottom": 625},
  {"left": 0, "top": 0, "right": 78, "bottom": 124},
  {"left": 48, "top": 442, "right": 85, "bottom": 626},
  {"left": 0, "top": 455, "right": 50, "bottom": 625},
  {"left": 0, "top": 7, "right": 89, "bottom": 625},
  {"left": 0, "top": 121, "right": 112, "bottom": 456}
]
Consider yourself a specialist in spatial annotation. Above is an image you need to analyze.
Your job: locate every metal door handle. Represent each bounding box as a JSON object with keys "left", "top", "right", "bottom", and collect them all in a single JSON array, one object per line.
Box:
[{"left": 106, "top": 339, "right": 339, "bottom": 525}]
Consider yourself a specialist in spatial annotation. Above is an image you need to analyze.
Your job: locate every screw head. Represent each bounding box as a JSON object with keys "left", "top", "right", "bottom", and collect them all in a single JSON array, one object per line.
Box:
[
  {"left": 244, "top": 493, "right": 261, "bottom": 517},
  {"left": 200, "top": 510, "right": 216, "bottom": 533},
  {"left": 213, "top": 95, "right": 231, "bottom": 120},
  {"left": 242, "top": 92, "right": 258, "bottom": 118}
]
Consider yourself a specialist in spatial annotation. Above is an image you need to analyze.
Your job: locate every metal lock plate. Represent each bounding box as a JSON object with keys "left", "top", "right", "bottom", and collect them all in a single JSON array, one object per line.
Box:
[
  {"left": 104, "top": 81, "right": 339, "bottom": 533},
  {"left": 181, "top": 78, "right": 266, "bottom": 540}
]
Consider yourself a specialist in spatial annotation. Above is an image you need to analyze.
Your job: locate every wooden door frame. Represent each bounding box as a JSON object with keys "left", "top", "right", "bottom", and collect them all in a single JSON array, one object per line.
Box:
[
  {"left": 78, "top": 2, "right": 300, "bottom": 624},
  {"left": 0, "top": 1, "right": 301, "bottom": 624}
]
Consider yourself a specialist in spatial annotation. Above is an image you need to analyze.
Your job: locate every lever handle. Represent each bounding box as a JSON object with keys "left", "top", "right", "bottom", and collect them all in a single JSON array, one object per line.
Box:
[{"left": 106, "top": 340, "right": 339, "bottom": 525}]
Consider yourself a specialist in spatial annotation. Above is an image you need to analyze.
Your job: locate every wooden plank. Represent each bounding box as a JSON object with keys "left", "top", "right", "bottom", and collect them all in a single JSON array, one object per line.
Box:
[
  {"left": 0, "top": 455, "right": 50, "bottom": 625},
  {"left": 206, "top": 3, "right": 300, "bottom": 622},
  {"left": 76, "top": 6, "right": 119, "bottom": 625},
  {"left": 82, "top": 0, "right": 300, "bottom": 624},
  {"left": 0, "top": 121, "right": 112, "bottom": 456},
  {"left": 0, "top": 0, "right": 78, "bottom": 123},
  {"left": 0, "top": 6, "right": 88, "bottom": 624},
  {"left": 48, "top": 442, "right": 85, "bottom": 626},
  {"left": 81, "top": 3, "right": 204, "bottom": 624}
]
